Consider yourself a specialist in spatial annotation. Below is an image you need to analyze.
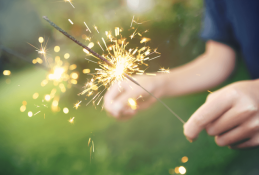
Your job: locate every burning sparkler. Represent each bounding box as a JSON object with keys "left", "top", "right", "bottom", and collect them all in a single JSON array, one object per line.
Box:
[{"left": 42, "top": 16, "right": 185, "bottom": 124}]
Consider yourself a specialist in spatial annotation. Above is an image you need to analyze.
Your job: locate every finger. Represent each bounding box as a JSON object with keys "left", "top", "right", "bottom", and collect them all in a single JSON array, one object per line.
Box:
[
  {"left": 230, "top": 133, "right": 259, "bottom": 149},
  {"left": 118, "top": 108, "right": 137, "bottom": 121},
  {"left": 137, "top": 96, "right": 157, "bottom": 110},
  {"left": 104, "top": 83, "right": 124, "bottom": 114},
  {"left": 111, "top": 88, "right": 142, "bottom": 118},
  {"left": 104, "top": 83, "right": 121, "bottom": 103},
  {"left": 184, "top": 93, "right": 234, "bottom": 140},
  {"left": 215, "top": 116, "right": 259, "bottom": 146},
  {"left": 206, "top": 104, "right": 257, "bottom": 136}
]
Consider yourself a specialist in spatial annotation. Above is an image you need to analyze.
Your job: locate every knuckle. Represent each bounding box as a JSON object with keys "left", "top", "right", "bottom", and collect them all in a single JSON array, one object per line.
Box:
[
  {"left": 215, "top": 136, "right": 225, "bottom": 147},
  {"left": 248, "top": 118, "right": 259, "bottom": 132},
  {"left": 206, "top": 127, "right": 216, "bottom": 136},
  {"left": 193, "top": 116, "right": 206, "bottom": 128},
  {"left": 237, "top": 104, "right": 258, "bottom": 116},
  {"left": 225, "top": 88, "right": 239, "bottom": 100}
]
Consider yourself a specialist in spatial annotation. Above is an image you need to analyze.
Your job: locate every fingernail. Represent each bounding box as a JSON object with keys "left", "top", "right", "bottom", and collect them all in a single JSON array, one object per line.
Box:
[
  {"left": 186, "top": 137, "right": 193, "bottom": 143},
  {"left": 186, "top": 137, "right": 196, "bottom": 143}
]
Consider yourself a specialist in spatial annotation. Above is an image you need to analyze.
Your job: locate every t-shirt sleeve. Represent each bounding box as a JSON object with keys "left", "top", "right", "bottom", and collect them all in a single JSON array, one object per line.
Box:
[{"left": 200, "top": 0, "right": 238, "bottom": 50}]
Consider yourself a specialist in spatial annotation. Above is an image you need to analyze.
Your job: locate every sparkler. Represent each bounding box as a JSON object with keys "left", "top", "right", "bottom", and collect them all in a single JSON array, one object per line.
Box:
[{"left": 42, "top": 16, "right": 185, "bottom": 124}]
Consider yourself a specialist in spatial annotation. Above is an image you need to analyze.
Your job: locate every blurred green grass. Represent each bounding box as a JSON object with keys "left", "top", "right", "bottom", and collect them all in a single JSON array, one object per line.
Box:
[{"left": 0, "top": 59, "right": 258, "bottom": 175}]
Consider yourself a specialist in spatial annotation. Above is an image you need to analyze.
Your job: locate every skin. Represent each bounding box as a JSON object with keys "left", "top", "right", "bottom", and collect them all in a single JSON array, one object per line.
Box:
[{"left": 104, "top": 40, "right": 259, "bottom": 148}]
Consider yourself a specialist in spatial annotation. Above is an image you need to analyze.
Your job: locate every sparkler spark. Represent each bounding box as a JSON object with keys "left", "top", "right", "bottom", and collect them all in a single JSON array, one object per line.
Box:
[
  {"left": 28, "top": 37, "right": 48, "bottom": 64},
  {"left": 64, "top": 0, "right": 75, "bottom": 8},
  {"left": 68, "top": 19, "right": 74, "bottom": 25},
  {"left": 74, "top": 101, "right": 82, "bottom": 109},
  {"left": 43, "top": 16, "right": 185, "bottom": 124},
  {"left": 69, "top": 117, "right": 75, "bottom": 123}
]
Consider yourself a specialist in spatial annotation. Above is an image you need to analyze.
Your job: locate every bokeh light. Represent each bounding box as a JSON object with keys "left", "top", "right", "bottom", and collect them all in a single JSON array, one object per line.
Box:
[
  {"left": 64, "top": 53, "right": 70, "bottom": 59},
  {"left": 83, "top": 69, "right": 90, "bottom": 74},
  {"left": 179, "top": 166, "right": 186, "bottom": 174},
  {"left": 28, "top": 111, "right": 33, "bottom": 117},
  {"left": 63, "top": 107, "right": 69, "bottom": 114},
  {"left": 181, "top": 156, "right": 188, "bottom": 163},
  {"left": 54, "top": 46, "right": 60, "bottom": 52},
  {"left": 45, "top": 94, "right": 51, "bottom": 101},
  {"left": 32, "top": 93, "right": 39, "bottom": 99},
  {"left": 20, "top": 105, "right": 26, "bottom": 112},
  {"left": 3, "top": 70, "right": 11, "bottom": 76},
  {"left": 38, "top": 37, "right": 44, "bottom": 43}
]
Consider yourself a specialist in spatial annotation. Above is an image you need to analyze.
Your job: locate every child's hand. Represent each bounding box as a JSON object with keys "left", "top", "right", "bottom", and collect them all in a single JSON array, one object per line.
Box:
[
  {"left": 184, "top": 80, "right": 259, "bottom": 149},
  {"left": 104, "top": 74, "right": 165, "bottom": 119}
]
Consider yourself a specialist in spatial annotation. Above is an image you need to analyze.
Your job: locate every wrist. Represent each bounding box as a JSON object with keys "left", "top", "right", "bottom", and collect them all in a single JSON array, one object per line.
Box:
[{"left": 153, "top": 73, "right": 170, "bottom": 98}]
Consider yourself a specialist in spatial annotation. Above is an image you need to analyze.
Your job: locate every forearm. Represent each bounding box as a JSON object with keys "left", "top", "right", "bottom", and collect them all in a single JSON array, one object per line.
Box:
[{"left": 159, "top": 41, "right": 236, "bottom": 97}]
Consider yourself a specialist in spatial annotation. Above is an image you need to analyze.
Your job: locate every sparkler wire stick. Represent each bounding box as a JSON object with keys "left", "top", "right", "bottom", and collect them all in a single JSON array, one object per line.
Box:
[{"left": 42, "top": 16, "right": 185, "bottom": 124}]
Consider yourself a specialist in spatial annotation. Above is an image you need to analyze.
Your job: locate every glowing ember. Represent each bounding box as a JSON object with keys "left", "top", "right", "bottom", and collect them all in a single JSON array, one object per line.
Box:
[{"left": 128, "top": 98, "right": 137, "bottom": 110}]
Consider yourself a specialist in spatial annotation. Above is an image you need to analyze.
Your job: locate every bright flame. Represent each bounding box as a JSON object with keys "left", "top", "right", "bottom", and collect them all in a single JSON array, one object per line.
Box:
[{"left": 48, "top": 67, "right": 65, "bottom": 80}]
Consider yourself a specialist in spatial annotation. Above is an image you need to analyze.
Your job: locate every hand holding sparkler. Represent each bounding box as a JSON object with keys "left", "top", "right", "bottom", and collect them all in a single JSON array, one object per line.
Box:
[
  {"left": 184, "top": 80, "right": 259, "bottom": 148},
  {"left": 104, "top": 75, "right": 166, "bottom": 118}
]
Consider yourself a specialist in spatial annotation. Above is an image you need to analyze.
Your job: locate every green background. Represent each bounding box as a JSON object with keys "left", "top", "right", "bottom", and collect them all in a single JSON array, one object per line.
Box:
[{"left": 0, "top": 0, "right": 258, "bottom": 174}]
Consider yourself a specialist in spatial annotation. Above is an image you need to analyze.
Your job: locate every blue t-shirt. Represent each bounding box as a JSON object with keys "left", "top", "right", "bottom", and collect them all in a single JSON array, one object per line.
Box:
[{"left": 200, "top": 0, "right": 259, "bottom": 79}]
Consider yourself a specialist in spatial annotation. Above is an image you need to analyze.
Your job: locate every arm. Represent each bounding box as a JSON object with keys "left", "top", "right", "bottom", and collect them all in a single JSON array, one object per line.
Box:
[
  {"left": 162, "top": 40, "right": 236, "bottom": 96},
  {"left": 104, "top": 40, "right": 235, "bottom": 118}
]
